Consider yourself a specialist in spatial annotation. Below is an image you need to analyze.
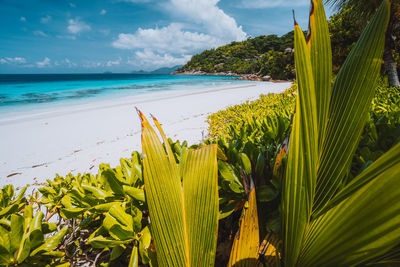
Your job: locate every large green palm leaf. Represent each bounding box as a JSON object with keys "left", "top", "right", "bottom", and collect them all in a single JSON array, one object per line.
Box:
[
  {"left": 298, "top": 144, "right": 400, "bottom": 266},
  {"left": 281, "top": 1, "right": 321, "bottom": 264},
  {"left": 313, "top": 0, "right": 390, "bottom": 211},
  {"left": 139, "top": 110, "right": 219, "bottom": 266},
  {"left": 283, "top": 0, "right": 400, "bottom": 266}
]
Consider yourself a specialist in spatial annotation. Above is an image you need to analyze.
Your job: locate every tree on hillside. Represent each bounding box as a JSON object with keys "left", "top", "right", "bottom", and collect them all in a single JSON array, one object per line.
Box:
[
  {"left": 328, "top": 5, "right": 365, "bottom": 72},
  {"left": 325, "top": 0, "right": 400, "bottom": 86}
]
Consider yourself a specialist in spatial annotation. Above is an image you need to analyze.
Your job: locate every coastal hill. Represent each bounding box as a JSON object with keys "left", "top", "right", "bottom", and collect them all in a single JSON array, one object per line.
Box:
[{"left": 175, "top": 32, "right": 296, "bottom": 80}]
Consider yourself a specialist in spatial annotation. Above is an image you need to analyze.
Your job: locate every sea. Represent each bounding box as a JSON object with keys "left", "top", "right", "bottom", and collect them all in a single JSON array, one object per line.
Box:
[{"left": 0, "top": 73, "right": 250, "bottom": 115}]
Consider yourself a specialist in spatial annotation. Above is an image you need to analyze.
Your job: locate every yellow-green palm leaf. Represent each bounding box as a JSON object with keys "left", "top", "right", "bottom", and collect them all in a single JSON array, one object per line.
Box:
[
  {"left": 139, "top": 110, "right": 219, "bottom": 267},
  {"left": 228, "top": 184, "right": 259, "bottom": 267},
  {"left": 282, "top": 16, "right": 318, "bottom": 267}
]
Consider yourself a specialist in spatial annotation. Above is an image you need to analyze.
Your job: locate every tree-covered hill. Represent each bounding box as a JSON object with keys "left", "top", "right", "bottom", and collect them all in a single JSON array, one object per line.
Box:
[
  {"left": 177, "top": 32, "right": 297, "bottom": 80},
  {"left": 177, "top": 4, "right": 399, "bottom": 82}
]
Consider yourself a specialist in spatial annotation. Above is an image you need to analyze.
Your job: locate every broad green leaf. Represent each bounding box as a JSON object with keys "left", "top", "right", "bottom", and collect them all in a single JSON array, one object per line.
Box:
[
  {"left": 282, "top": 17, "right": 318, "bottom": 266},
  {"left": 120, "top": 158, "right": 135, "bottom": 185},
  {"left": 30, "top": 227, "right": 68, "bottom": 256},
  {"left": 218, "top": 161, "right": 243, "bottom": 193},
  {"left": 108, "top": 204, "right": 134, "bottom": 229},
  {"left": 308, "top": 0, "right": 332, "bottom": 148},
  {"left": 139, "top": 226, "right": 152, "bottom": 264},
  {"left": 87, "top": 236, "right": 126, "bottom": 249},
  {"left": 91, "top": 202, "right": 120, "bottom": 213},
  {"left": 0, "top": 225, "right": 10, "bottom": 254},
  {"left": 129, "top": 245, "right": 139, "bottom": 267},
  {"left": 60, "top": 207, "right": 87, "bottom": 219},
  {"left": 0, "top": 203, "right": 19, "bottom": 217},
  {"left": 139, "top": 110, "right": 219, "bottom": 266},
  {"left": 314, "top": 0, "right": 390, "bottom": 211},
  {"left": 239, "top": 153, "right": 252, "bottom": 175},
  {"left": 81, "top": 184, "right": 113, "bottom": 199},
  {"left": 255, "top": 153, "right": 265, "bottom": 177},
  {"left": 0, "top": 238, "right": 12, "bottom": 266},
  {"left": 110, "top": 245, "right": 125, "bottom": 261},
  {"left": 28, "top": 211, "right": 44, "bottom": 249},
  {"left": 130, "top": 206, "right": 142, "bottom": 233},
  {"left": 103, "top": 206, "right": 134, "bottom": 241},
  {"left": 69, "top": 189, "right": 89, "bottom": 208},
  {"left": 13, "top": 186, "right": 27, "bottom": 204},
  {"left": 228, "top": 185, "right": 259, "bottom": 266},
  {"left": 101, "top": 169, "right": 125, "bottom": 196},
  {"left": 122, "top": 185, "right": 145, "bottom": 202},
  {"left": 297, "top": 145, "right": 400, "bottom": 266},
  {"left": 10, "top": 214, "right": 24, "bottom": 253},
  {"left": 41, "top": 250, "right": 65, "bottom": 257},
  {"left": 16, "top": 229, "right": 30, "bottom": 264}
]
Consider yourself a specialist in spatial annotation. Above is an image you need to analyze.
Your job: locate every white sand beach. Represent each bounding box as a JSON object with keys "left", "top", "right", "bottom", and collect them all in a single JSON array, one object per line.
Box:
[{"left": 0, "top": 81, "right": 291, "bottom": 188}]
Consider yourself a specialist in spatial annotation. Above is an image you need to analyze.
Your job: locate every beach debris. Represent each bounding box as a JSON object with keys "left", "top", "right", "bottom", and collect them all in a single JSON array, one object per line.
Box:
[
  {"left": 7, "top": 172, "right": 22, "bottom": 178},
  {"left": 32, "top": 163, "right": 47, "bottom": 168}
]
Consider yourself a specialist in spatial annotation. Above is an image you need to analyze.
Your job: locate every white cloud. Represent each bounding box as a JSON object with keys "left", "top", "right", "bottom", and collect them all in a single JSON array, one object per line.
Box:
[
  {"left": 130, "top": 50, "right": 192, "bottom": 68},
  {"left": 36, "top": 57, "right": 51, "bottom": 68},
  {"left": 100, "top": 9, "right": 107, "bottom": 15},
  {"left": 119, "top": 0, "right": 153, "bottom": 3},
  {"left": 239, "top": 0, "right": 309, "bottom": 8},
  {"left": 82, "top": 61, "right": 103, "bottom": 68},
  {"left": 113, "top": 0, "right": 246, "bottom": 69},
  {"left": 65, "top": 58, "right": 77, "bottom": 67},
  {"left": 168, "top": 0, "right": 246, "bottom": 42},
  {"left": 56, "top": 35, "right": 76, "bottom": 40},
  {"left": 113, "top": 23, "right": 224, "bottom": 54},
  {"left": 112, "top": 0, "right": 247, "bottom": 69},
  {"left": 99, "top": 29, "right": 110, "bottom": 36},
  {"left": 20, "top": 16, "right": 26, "bottom": 22},
  {"left": 1, "top": 57, "right": 27, "bottom": 65},
  {"left": 67, "top": 18, "right": 91, "bottom": 34},
  {"left": 40, "top": 15, "right": 52, "bottom": 24},
  {"left": 106, "top": 58, "right": 122, "bottom": 67},
  {"left": 33, "top": 30, "right": 48, "bottom": 37}
]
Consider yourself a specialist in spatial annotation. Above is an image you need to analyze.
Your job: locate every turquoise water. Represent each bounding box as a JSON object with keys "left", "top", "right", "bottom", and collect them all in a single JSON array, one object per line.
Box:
[{"left": 0, "top": 74, "right": 249, "bottom": 114}]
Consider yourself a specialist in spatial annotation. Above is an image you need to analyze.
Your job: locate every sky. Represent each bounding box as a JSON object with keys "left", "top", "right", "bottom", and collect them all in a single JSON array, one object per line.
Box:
[{"left": 0, "top": 0, "right": 335, "bottom": 74}]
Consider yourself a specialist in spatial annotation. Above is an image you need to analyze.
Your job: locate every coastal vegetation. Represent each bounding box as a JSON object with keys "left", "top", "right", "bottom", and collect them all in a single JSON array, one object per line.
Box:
[
  {"left": 177, "top": 31, "right": 296, "bottom": 80},
  {"left": 177, "top": 0, "right": 400, "bottom": 83},
  {"left": 1, "top": 0, "right": 399, "bottom": 266}
]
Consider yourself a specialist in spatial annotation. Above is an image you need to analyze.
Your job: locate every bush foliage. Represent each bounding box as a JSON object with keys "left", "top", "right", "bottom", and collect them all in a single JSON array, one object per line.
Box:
[{"left": 179, "top": 32, "right": 297, "bottom": 80}]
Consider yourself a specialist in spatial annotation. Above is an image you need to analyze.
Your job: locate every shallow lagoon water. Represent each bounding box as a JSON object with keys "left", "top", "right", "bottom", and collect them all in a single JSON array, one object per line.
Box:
[{"left": 0, "top": 73, "right": 249, "bottom": 114}]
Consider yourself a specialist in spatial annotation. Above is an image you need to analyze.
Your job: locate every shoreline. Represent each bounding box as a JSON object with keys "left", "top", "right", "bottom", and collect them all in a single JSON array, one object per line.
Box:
[
  {"left": 171, "top": 70, "right": 292, "bottom": 83},
  {"left": 0, "top": 81, "right": 291, "bottom": 188}
]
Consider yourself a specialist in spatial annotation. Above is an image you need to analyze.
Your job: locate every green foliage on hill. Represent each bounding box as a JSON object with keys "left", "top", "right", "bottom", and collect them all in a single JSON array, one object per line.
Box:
[
  {"left": 328, "top": 5, "right": 365, "bottom": 72},
  {"left": 179, "top": 5, "right": 399, "bottom": 79},
  {"left": 179, "top": 32, "right": 296, "bottom": 80}
]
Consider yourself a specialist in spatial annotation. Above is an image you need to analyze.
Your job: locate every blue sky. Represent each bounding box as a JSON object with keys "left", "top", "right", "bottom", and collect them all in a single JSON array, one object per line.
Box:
[{"left": 0, "top": 0, "right": 334, "bottom": 74}]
